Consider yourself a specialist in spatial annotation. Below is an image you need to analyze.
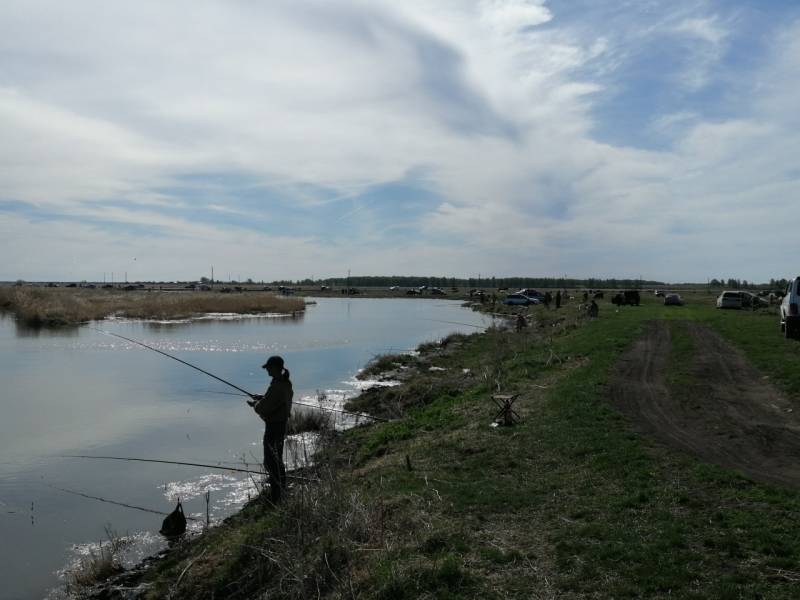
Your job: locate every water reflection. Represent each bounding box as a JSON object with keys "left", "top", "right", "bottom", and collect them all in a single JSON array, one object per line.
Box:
[
  {"left": 137, "top": 310, "right": 306, "bottom": 331},
  {"left": 14, "top": 320, "right": 80, "bottom": 338}
]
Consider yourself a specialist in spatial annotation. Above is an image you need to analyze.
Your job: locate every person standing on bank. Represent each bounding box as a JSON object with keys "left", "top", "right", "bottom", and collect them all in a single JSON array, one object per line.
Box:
[{"left": 248, "top": 356, "right": 293, "bottom": 503}]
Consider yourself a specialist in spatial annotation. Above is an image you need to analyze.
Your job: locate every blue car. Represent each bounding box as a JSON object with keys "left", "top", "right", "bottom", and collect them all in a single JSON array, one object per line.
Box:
[{"left": 504, "top": 293, "right": 540, "bottom": 306}]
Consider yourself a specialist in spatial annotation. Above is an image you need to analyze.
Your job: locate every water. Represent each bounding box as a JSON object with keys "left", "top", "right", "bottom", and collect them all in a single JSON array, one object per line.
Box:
[{"left": 0, "top": 297, "right": 492, "bottom": 599}]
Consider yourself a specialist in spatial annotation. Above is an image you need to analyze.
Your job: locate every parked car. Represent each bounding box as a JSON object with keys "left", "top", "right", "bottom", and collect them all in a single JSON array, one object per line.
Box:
[
  {"left": 716, "top": 291, "right": 743, "bottom": 309},
  {"left": 740, "top": 292, "right": 766, "bottom": 309},
  {"left": 517, "top": 288, "right": 543, "bottom": 299},
  {"left": 430, "top": 287, "right": 447, "bottom": 295},
  {"left": 611, "top": 290, "right": 641, "bottom": 306},
  {"left": 503, "top": 293, "right": 539, "bottom": 306},
  {"left": 663, "top": 293, "right": 684, "bottom": 306},
  {"left": 780, "top": 277, "right": 800, "bottom": 339}
]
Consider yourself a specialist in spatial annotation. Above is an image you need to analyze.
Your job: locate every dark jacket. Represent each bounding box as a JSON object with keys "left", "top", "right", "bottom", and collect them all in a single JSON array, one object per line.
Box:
[{"left": 254, "top": 377, "right": 293, "bottom": 423}]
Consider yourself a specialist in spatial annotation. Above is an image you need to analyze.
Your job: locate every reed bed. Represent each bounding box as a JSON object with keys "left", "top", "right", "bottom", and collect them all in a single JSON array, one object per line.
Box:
[
  {"left": 286, "top": 408, "right": 333, "bottom": 435},
  {"left": 0, "top": 287, "right": 305, "bottom": 326},
  {"left": 64, "top": 527, "right": 128, "bottom": 595}
]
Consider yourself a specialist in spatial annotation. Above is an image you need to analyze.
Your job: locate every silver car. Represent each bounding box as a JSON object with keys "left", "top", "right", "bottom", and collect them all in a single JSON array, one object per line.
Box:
[{"left": 716, "top": 291, "right": 742, "bottom": 309}]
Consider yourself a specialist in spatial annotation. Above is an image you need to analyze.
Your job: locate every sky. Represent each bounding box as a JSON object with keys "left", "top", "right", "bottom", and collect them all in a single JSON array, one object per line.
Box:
[{"left": 2, "top": 0, "right": 799, "bottom": 283}]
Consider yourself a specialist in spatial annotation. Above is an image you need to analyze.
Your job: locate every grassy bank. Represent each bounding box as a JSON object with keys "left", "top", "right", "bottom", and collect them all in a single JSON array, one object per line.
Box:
[
  {"left": 78, "top": 295, "right": 800, "bottom": 598},
  {"left": 0, "top": 287, "right": 305, "bottom": 326}
]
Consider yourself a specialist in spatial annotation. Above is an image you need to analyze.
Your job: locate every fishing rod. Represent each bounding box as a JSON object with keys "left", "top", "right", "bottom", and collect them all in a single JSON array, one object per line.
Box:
[
  {"left": 60, "top": 455, "right": 317, "bottom": 482},
  {"left": 47, "top": 483, "right": 199, "bottom": 520},
  {"left": 194, "top": 389, "right": 389, "bottom": 422},
  {"left": 93, "top": 327, "right": 253, "bottom": 396},
  {"left": 421, "top": 318, "right": 490, "bottom": 329},
  {"left": 92, "top": 327, "right": 388, "bottom": 422}
]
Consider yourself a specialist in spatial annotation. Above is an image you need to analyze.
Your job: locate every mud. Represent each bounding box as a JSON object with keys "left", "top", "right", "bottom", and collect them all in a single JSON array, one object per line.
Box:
[{"left": 610, "top": 320, "right": 800, "bottom": 488}]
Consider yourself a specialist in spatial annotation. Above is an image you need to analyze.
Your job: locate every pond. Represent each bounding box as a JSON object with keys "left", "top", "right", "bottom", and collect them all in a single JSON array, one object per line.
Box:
[{"left": 0, "top": 297, "right": 493, "bottom": 600}]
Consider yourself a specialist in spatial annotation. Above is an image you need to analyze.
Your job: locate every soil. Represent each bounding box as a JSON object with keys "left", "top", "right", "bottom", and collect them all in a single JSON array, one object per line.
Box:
[{"left": 610, "top": 320, "right": 800, "bottom": 488}]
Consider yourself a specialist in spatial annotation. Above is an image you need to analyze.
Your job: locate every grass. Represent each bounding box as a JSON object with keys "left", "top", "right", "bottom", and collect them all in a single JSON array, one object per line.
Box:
[
  {"left": 64, "top": 527, "right": 128, "bottom": 595},
  {"left": 81, "top": 291, "right": 800, "bottom": 598},
  {"left": 286, "top": 407, "right": 333, "bottom": 434},
  {"left": 0, "top": 286, "right": 305, "bottom": 326}
]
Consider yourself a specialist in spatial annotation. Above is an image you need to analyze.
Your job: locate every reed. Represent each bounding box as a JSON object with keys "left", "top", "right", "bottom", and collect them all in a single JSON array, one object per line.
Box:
[
  {"left": 0, "top": 287, "right": 304, "bottom": 326},
  {"left": 64, "top": 527, "right": 128, "bottom": 594},
  {"left": 286, "top": 408, "right": 333, "bottom": 435}
]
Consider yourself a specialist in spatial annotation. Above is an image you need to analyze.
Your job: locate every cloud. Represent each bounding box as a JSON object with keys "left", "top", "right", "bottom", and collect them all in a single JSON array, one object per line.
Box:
[
  {"left": 673, "top": 16, "right": 728, "bottom": 45},
  {"left": 670, "top": 15, "right": 730, "bottom": 90},
  {"left": 1, "top": 1, "right": 799, "bottom": 282}
]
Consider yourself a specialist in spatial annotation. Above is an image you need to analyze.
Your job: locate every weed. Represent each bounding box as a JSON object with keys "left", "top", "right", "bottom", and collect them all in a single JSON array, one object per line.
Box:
[{"left": 64, "top": 526, "right": 129, "bottom": 594}]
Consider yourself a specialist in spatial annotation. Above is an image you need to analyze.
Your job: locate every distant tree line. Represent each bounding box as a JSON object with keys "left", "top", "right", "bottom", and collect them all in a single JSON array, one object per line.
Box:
[
  {"left": 708, "top": 278, "right": 788, "bottom": 290},
  {"left": 268, "top": 275, "right": 666, "bottom": 289}
]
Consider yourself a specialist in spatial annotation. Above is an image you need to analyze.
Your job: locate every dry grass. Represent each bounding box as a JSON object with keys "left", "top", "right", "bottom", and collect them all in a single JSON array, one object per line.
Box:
[
  {"left": 64, "top": 527, "right": 129, "bottom": 595},
  {"left": 286, "top": 408, "right": 333, "bottom": 435},
  {"left": 0, "top": 287, "right": 305, "bottom": 326}
]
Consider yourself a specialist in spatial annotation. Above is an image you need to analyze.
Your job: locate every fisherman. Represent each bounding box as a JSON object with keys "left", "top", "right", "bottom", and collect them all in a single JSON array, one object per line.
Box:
[
  {"left": 515, "top": 312, "right": 527, "bottom": 332},
  {"left": 555, "top": 290, "right": 562, "bottom": 310},
  {"left": 543, "top": 291, "right": 552, "bottom": 309},
  {"left": 248, "top": 355, "right": 293, "bottom": 503},
  {"left": 589, "top": 299, "right": 599, "bottom": 319}
]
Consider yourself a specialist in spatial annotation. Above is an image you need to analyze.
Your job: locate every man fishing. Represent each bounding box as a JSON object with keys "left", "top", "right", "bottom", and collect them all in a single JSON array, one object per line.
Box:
[{"left": 248, "top": 355, "right": 293, "bottom": 503}]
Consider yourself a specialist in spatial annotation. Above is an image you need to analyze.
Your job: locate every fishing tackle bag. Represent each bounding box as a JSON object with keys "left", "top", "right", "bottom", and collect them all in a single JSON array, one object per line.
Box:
[{"left": 159, "top": 500, "right": 187, "bottom": 537}]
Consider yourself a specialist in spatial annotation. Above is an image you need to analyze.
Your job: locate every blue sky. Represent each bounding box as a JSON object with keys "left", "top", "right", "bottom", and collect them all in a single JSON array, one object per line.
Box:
[{"left": 2, "top": 0, "right": 799, "bottom": 282}]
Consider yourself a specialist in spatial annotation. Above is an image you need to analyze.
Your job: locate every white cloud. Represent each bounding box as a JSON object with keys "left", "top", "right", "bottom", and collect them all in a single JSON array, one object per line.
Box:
[
  {"left": 1, "top": 1, "right": 799, "bottom": 282},
  {"left": 673, "top": 16, "right": 727, "bottom": 46}
]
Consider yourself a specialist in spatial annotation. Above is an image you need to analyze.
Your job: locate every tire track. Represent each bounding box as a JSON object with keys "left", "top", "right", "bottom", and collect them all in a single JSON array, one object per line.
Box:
[{"left": 610, "top": 320, "right": 800, "bottom": 488}]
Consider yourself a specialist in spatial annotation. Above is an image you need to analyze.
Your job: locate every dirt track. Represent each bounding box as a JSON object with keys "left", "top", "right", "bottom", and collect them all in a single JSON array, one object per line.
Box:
[{"left": 610, "top": 320, "right": 800, "bottom": 488}]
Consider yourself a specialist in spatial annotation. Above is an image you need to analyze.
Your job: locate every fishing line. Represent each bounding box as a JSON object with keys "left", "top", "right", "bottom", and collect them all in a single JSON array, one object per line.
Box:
[
  {"left": 46, "top": 483, "right": 199, "bottom": 520},
  {"left": 192, "top": 389, "right": 388, "bottom": 422},
  {"left": 421, "top": 318, "right": 490, "bottom": 330},
  {"left": 92, "top": 327, "right": 387, "bottom": 422},
  {"left": 60, "top": 455, "right": 317, "bottom": 482}
]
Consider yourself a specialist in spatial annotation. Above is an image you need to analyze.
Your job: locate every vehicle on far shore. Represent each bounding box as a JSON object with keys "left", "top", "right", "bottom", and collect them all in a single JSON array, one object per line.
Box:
[{"left": 503, "top": 293, "right": 539, "bottom": 306}]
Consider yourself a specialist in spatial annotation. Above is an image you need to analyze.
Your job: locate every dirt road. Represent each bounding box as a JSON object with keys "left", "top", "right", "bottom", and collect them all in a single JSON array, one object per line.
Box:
[{"left": 610, "top": 320, "right": 800, "bottom": 488}]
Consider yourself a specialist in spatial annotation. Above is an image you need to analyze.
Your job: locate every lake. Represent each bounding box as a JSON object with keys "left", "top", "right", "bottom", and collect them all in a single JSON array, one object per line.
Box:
[{"left": 0, "top": 297, "right": 493, "bottom": 600}]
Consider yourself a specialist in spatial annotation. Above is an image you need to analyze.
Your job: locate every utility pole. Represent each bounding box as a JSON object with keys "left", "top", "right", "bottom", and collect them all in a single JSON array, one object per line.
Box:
[{"left": 211, "top": 265, "right": 214, "bottom": 285}]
